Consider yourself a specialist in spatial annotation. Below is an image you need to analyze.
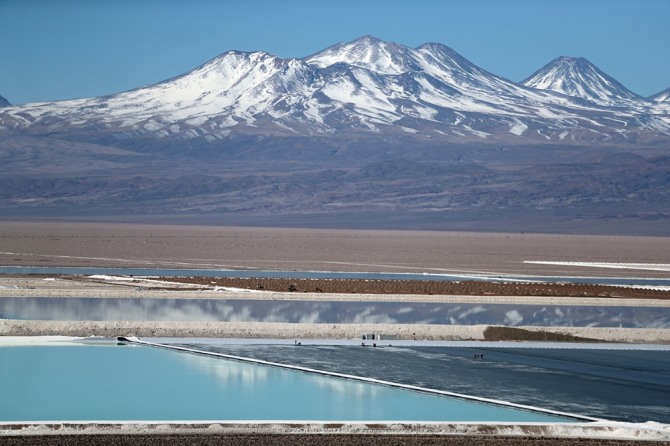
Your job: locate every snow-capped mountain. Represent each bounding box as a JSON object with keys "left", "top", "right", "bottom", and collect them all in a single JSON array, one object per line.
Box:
[
  {"left": 0, "top": 36, "right": 668, "bottom": 147},
  {"left": 0, "top": 95, "right": 10, "bottom": 107},
  {"left": 1, "top": 37, "right": 669, "bottom": 230},
  {"left": 522, "top": 56, "right": 643, "bottom": 106}
]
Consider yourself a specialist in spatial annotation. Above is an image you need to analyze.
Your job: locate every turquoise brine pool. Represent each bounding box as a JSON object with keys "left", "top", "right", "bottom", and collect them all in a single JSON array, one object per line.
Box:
[{"left": 0, "top": 343, "right": 572, "bottom": 423}]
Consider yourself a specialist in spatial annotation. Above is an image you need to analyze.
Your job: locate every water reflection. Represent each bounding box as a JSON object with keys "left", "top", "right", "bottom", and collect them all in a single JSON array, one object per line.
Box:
[
  {"left": 172, "top": 351, "right": 270, "bottom": 387},
  {"left": 173, "top": 350, "right": 383, "bottom": 399},
  {"left": 1, "top": 297, "right": 668, "bottom": 328}
]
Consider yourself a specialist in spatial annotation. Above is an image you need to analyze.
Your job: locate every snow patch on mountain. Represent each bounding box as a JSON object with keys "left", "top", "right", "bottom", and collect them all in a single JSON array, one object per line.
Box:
[
  {"left": 509, "top": 119, "right": 528, "bottom": 135},
  {"left": 651, "top": 87, "right": 670, "bottom": 103},
  {"left": 650, "top": 88, "right": 670, "bottom": 115}
]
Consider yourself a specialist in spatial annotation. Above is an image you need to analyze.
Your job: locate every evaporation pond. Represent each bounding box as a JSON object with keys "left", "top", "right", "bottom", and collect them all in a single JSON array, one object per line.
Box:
[{"left": 0, "top": 343, "right": 570, "bottom": 422}]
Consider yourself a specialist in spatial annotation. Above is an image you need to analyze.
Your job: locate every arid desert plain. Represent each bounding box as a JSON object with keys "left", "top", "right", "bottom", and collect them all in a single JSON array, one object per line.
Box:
[{"left": 2, "top": 220, "right": 670, "bottom": 276}]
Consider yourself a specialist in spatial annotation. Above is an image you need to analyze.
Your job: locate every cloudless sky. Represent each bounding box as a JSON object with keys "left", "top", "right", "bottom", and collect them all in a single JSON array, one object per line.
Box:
[{"left": 1, "top": 0, "right": 668, "bottom": 104}]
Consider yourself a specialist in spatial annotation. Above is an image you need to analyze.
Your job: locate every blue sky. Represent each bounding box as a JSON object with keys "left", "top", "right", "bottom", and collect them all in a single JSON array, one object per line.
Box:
[{"left": 1, "top": 0, "right": 668, "bottom": 104}]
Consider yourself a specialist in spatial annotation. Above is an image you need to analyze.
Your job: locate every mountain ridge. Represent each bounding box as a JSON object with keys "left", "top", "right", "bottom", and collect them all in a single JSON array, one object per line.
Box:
[{"left": 1, "top": 36, "right": 668, "bottom": 148}]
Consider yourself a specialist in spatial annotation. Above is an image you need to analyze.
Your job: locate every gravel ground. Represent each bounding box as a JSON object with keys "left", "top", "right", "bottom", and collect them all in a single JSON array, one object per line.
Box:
[
  {"left": 3, "top": 320, "right": 670, "bottom": 343},
  {"left": 2, "top": 434, "right": 669, "bottom": 446},
  {"left": 158, "top": 276, "right": 670, "bottom": 300}
]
